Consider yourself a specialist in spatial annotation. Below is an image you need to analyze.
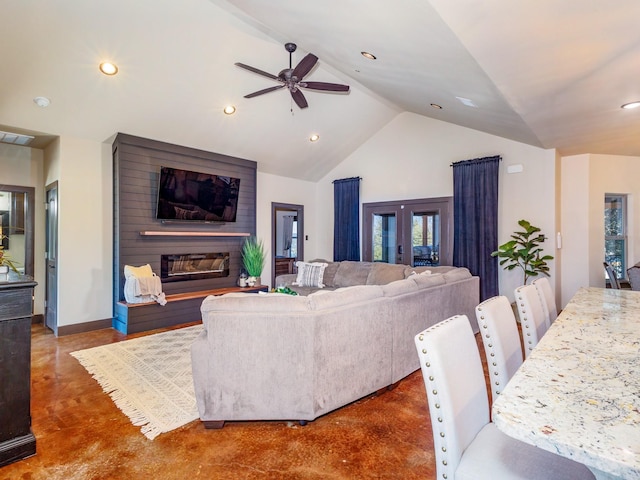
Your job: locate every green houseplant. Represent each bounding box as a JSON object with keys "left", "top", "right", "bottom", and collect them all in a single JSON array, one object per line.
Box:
[
  {"left": 241, "top": 236, "right": 265, "bottom": 286},
  {"left": 491, "top": 219, "right": 553, "bottom": 285},
  {"left": 0, "top": 234, "right": 20, "bottom": 275}
]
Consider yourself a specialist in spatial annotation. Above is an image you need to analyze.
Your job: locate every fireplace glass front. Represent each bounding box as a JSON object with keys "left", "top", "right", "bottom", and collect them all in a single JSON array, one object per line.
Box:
[{"left": 161, "top": 252, "right": 230, "bottom": 282}]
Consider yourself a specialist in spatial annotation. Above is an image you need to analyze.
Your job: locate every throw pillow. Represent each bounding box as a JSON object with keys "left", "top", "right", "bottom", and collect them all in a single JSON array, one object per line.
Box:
[
  {"left": 124, "top": 264, "right": 154, "bottom": 279},
  {"left": 293, "top": 261, "right": 328, "bottom": 288}
]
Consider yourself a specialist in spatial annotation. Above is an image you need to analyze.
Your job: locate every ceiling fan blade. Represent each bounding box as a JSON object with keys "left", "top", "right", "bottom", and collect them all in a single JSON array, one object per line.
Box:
[
  {"left": 291, "top": 54, "right": 318, "bottom": 80},
  {"left": 299, "top": 81, "right": 350, "bottom": 93},
  {"left": 290, "top": 89, "right": 308, "bottom": 109},
  {"left": 234, "top": 62, "right": 280, "bottom": 81},
  {"left": 244, "top": 84, "right": 285, "bottom": 98}
]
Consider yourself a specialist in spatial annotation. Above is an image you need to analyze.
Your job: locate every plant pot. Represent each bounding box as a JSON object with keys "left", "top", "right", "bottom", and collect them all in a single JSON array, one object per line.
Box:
[
  {"left": 0, "top": 265, "right": 8, "bottom": 281},
  {"left": 247, "top": 276, "right": 260, "bottom": 287}
]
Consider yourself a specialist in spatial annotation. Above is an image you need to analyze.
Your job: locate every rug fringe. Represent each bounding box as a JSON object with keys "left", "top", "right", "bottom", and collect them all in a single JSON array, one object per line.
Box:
[
  {"left": 71, "top": 326, "right": 202, "bottom": 440},
  {"left": 71, "top": 353, "right": 165, "bottom": 440}
]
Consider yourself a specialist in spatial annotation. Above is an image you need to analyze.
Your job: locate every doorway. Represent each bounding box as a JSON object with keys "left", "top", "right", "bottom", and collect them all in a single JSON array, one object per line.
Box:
[
  {"left": 362, "top": 197, "right": 453, "bottom": 266},
  {"left": 271, "top": 202, "right": 304, "bottom": 287},
  {"left": 45, "top": 182, "right": 58, "bottom": 334}
]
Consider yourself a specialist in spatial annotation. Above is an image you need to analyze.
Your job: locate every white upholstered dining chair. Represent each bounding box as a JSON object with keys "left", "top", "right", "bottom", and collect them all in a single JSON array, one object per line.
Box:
[
  {"left": 414, "top": 315, "right": 595, "bottom": 480},
  {"left": 532, "top": 277, "right": 558, "bottom": 326},
  {"left": 475, "top": 295, "right": 523, "bottom": 401},
  {"left": 514, "top": 284, "right": 548, "bottom": 358}
]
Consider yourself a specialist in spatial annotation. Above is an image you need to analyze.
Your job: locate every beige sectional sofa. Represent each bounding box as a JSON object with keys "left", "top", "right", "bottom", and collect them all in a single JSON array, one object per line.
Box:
[{"left": 191, "top": 261, "right": 479, "bottom": 427}]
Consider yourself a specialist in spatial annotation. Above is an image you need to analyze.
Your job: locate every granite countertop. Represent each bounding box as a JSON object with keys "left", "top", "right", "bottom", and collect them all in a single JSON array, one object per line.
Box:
[{"left": 492, "top": 287, "right": 640, "bottom": 480}]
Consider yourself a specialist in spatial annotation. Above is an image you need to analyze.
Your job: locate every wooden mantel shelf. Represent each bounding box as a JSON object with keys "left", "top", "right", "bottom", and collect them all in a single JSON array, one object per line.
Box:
[{"left": 139, "top": 231, "right": 251, "bottom": 237}]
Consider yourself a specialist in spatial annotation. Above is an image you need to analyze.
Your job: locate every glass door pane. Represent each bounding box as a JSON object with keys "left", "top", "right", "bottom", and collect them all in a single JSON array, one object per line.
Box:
[
  {"left": 411, "top": 211, "right": 440, "bottom": 266},
  {"left": 372, "top": 213, "right": 397, "bottom": 263}
]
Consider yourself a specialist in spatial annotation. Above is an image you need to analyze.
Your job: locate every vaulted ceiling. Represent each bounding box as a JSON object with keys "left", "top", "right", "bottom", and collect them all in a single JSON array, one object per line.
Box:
[{"left": 2, "top": 0, "right": 639, "bottom": 181}]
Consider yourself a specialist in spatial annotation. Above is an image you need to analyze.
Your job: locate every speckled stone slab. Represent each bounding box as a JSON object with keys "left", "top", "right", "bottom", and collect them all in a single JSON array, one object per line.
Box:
[{"left": 493, "top": 287, "right": 640, "bottom": 480}]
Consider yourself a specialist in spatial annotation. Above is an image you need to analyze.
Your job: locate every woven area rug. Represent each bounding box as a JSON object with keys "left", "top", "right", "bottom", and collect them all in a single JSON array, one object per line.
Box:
[{"left": 71, "top": 325, "right": 203, "bottom": 440}]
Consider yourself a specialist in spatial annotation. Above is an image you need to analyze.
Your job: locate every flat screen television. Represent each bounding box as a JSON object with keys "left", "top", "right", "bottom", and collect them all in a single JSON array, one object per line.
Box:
[{"left": 156, "top": 166, "right": 241, "bottom": 222}]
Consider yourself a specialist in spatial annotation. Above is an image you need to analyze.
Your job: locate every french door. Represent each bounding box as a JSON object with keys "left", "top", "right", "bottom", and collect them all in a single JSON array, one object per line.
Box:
[{"left": 363, "top": 197, "right": 452, "bottom": 267}]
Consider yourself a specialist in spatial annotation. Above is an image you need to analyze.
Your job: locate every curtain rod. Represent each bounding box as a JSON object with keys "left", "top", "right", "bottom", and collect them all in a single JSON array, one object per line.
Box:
[
  {"left": 332, "top": 176, "right": 362, "bottom": 184},
  {"left": 450, "top": 155, "right": 502, "bottom": 167}
]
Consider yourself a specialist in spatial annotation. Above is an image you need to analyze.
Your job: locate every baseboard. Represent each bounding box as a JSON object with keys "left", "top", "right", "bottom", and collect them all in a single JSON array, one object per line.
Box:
[
  {"left": 31, "top": 314, "right": 44, "bottom": 325},
  {"left": 57, "top": 318, "right": 113, "bottom": 337}
]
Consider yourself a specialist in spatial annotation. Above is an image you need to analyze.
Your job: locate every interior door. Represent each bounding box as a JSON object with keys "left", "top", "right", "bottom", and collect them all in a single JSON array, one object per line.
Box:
[{"left": 45, "top": 183, "right": 58, "bottom": 334}]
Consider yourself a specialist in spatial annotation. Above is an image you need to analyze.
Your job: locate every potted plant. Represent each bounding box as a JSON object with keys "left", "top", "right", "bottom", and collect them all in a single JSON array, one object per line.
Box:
[
  {"left": 241, "top": 236, "right": 265, "bottom": 286},
  {"left": 491, "top": 219, "right": 553, "bottom": 285},
  {"left": 0, "top": 239, "right": 20, "bottom": 280}
]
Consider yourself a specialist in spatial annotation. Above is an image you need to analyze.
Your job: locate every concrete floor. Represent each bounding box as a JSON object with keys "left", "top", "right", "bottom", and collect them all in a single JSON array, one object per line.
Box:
[{"left": 1, "top": 321, "right": 491, "bottom": 480}]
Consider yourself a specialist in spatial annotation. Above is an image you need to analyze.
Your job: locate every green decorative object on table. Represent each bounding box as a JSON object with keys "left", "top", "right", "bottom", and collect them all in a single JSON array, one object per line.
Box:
[
  {"left": 272, "top": 286, "right": 298, "bottom": 296},
  {"left": 0, "top": 234, "right": 20, "bottom": 275},
  {"left": 241, "top": 236, "right": 265, "bottom": 286}
]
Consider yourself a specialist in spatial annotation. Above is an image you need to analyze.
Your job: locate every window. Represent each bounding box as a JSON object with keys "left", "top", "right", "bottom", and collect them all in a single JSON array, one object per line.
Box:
[
  {"left": 363, "top": 197, "right": 452, "bottom": 266},
  {"left": 290, "top": 218, "right": 298, "bottom": 258},
  {"left": 604, "top": 194, "right": 627, "bottom": 281}
]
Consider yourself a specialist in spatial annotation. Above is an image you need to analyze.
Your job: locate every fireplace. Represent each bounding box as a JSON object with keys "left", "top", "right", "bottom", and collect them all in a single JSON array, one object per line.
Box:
[{"left": 161, "top": 252, "right": 230, "bottom": 283}]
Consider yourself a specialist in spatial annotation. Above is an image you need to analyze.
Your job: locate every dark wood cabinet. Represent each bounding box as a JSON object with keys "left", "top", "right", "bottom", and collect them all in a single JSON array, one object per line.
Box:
[{"left": 0, "top": 275, "right": 37, "bottom": 467}]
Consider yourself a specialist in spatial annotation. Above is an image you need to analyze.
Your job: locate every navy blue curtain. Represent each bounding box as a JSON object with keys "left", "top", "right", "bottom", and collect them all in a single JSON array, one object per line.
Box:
[
  {"left": 452, "top": 156, "right": 500, "bottom": 301},
  {"left": 333, "top": 177, "right": 361, "bottom": 261}
]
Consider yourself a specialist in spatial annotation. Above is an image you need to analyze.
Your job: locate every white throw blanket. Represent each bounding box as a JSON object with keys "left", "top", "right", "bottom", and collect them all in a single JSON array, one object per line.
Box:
[{"left": 124, "top": 267, "right": 167, "bottom": 306}]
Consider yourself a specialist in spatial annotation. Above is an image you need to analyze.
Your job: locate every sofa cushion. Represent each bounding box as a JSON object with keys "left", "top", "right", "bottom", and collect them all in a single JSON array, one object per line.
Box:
[
  {"left": 333, "top": 261, "right": 373, "bottom": 287},
  {"left": 443, "top": 267, "right": 472, "bottom": 283},
  {"left": 403, "top": 266, "right": 435, "bottom": 278},
  {"left": 307, "top": 259, "right": 340, "bottom": 287},
  {"left": 411, "top": 272, "right": 446, "bottom": 289},
  {"left": 382, "top": 278, "right": 420, "bottom": 297},
  {"left": 366, "top": 263, "right": 407, "bottom": 285},
  {"left": 293, "top": 261, "right": 328, "bottom": 287},
  {"left": 309, "top": 285, "right": 383, "bottom": 310},
  {"left": 201, "top": 292, "right": 313, "bottom": 314}
]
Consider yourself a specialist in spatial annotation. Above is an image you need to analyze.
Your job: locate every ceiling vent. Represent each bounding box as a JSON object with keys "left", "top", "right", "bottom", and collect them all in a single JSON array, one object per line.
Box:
[{"left": 0, "top": 130, "right": 35, "bottom": 146}]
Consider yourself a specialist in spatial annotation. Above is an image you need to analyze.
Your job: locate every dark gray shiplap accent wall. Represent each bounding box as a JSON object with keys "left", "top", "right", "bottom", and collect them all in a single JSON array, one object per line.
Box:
[{"left": 112, "top": 133, "right": 257, "bottom": 307}]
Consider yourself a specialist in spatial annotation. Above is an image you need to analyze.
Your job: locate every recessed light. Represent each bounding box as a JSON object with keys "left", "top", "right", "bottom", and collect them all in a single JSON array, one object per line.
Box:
[
  {"left": 223, "top": 105, "right": 236, "bottom": 115},
  {"left": 430, "top": 103, "right": 443, "bottom": 110},
  {"left": 99, "top": 62, "right": 118, "bottom": 76},
  {"left": 309, "top": 134, "right": 320, "bottom": 142},
  {"left": 33, "top": 96, "right": 51, "bottom": 108},
  {"left": 361, "top": 51, "right": 376, "bottom": 60},
  {"left": 621, "top": 101, "right": 640, "bottom": 109}
]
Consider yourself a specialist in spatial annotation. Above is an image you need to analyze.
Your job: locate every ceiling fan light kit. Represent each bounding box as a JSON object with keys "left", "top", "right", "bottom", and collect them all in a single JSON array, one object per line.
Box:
[{"left": 235, "top": 43, "right": 350, "bottom": 109}]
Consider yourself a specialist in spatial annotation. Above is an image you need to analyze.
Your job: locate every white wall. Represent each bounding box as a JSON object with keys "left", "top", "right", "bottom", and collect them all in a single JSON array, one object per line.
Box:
[
  {"left": 256, "top": 172, "right": 318, "bottom": 287},
  {"left": 560, "top": 153, "right": 640, "bottom": 305},
  {"left": 45, "top": 136, "right": 113, "bottom": 328},
  {"left": 316, "top": 112, "right": 557, "bottom": 303},
  {"left": 0, "top": 143, "right": 46, "bottom": 315}
]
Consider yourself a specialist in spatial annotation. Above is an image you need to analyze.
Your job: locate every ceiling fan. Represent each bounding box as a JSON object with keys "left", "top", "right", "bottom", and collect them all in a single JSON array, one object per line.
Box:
[{"left": 235, "top": 43, "right": 350, "bottom": 109}]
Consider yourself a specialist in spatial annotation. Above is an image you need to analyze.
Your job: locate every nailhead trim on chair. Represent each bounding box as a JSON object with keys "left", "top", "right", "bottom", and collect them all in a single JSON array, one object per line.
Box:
[
  {"left": 516, "top": 289, "right": 535, "bottom": 352},
  {"left": 476, "top": 303, "right": 502, "bottom": 394},
  {"left": 416, "top": 317, "right": 457, "bottom": 480}
]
